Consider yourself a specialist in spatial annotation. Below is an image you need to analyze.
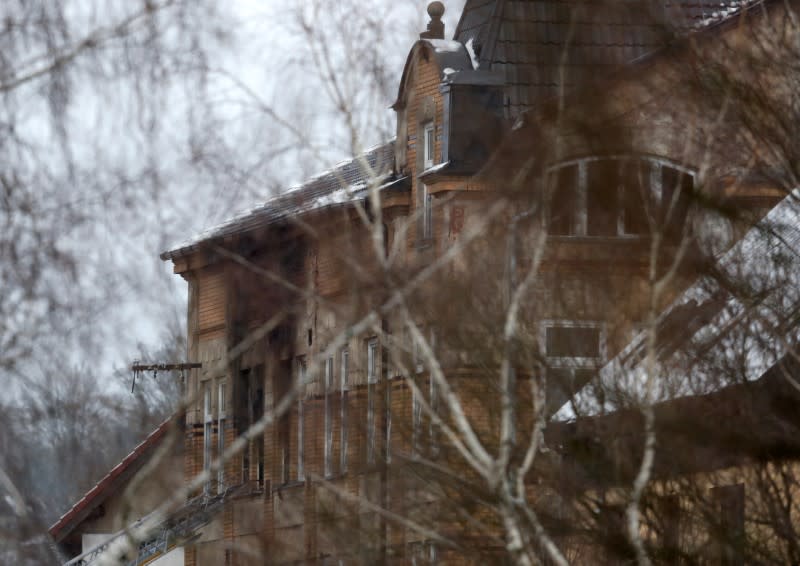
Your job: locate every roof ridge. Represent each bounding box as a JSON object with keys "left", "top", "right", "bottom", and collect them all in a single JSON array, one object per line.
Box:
[{"left": 161, "top": 140, "right": 397, "bottom": 261}]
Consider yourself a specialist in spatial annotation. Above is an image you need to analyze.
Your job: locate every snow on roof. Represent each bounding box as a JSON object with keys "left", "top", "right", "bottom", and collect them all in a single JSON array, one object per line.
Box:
[
  {"left": 555, "top": 191, "right": 800, "bottom": 420},
  {"left": 428, "top": 38, "right": 464, "bottom": 53},
  {"left": 465, "top": 37, "right": 480, "bottom": 70},
  {"left": 161, "top": 141, "right": 396, "bottom": 261}
]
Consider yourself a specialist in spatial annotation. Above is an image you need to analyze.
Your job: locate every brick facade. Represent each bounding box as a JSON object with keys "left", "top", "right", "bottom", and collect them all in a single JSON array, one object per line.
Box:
[{"left": 159, "top": 3, "right": 797, "bottom": 565}]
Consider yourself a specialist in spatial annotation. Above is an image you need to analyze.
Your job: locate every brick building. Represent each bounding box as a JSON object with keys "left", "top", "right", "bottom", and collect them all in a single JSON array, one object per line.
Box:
[{"left": 55, "top": 1, "right": 800, "bottom": 564}]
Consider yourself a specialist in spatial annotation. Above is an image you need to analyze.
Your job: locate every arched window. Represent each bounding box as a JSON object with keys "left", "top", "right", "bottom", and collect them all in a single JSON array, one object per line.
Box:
[{"left": 546, "top": 156, "right": 694, "bottom": 239}]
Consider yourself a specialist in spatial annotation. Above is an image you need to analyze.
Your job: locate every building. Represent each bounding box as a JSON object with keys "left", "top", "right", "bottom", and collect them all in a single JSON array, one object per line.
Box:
[
  {"left": 55, "top": 1, "right": 800, "bottom": 564},
  {"left": 49, "top": 417, "right": 185, "bottom": 565}
]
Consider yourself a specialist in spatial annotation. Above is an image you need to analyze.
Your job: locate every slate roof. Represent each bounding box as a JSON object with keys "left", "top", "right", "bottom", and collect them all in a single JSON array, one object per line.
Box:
[
  {"left": 163, "top": 1, "right": 769, "bottom": 262},
  {"left": 162, "top": 141, "right": 398, "bottom": 261},
  {"left": 454, "top": 0, "right": 767, "bottom": 115}
]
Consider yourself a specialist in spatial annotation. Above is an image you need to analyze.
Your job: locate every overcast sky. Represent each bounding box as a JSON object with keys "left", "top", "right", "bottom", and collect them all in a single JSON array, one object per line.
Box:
[{"left": 56, "top": 0, "right": 469, "bottom": 387}]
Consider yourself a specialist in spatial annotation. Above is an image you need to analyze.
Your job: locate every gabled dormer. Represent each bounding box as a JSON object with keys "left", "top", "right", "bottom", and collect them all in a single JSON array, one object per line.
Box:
[{"left": 393, "top": 2, "right": 506, "bottom": 180}]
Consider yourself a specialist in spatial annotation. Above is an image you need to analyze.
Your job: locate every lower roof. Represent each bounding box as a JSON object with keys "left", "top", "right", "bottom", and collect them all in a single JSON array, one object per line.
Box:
[{"left": 49, "top": 416, "right": 177, "bottom": 543}]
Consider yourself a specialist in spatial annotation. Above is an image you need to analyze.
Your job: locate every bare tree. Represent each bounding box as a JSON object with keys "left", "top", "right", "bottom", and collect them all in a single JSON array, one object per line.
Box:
[{"left": 38, "top": 1, "right": 800, "bottom": 565}]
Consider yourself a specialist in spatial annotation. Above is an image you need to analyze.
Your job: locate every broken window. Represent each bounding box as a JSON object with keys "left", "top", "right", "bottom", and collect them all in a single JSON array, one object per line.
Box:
[
  {"left": 297, "top": 357, "right": 306, "bottom": 481},
  {"left": 276, "top": 362, "right": 292, "bottom": 484},
  {"left": 238, "top": 367, "right": 265, "bottom": 489},
  {"left": 203, "top": 382, "right": 212, "bottom": 494},
  {"left": 367, "top": 338, "right": 378, "bottom": 465},
  {"left": 412, "top": 388, "right": 423, "bottom": 457},
  {"left": 217, "top": 380, "right": 226, "bottom": 488},
  {"left": 324, "top": 356, "right": 334, "bottom": 477}
]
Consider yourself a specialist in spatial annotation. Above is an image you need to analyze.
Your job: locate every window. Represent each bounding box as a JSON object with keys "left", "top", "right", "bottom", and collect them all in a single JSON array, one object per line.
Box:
[
  {"left": 412, "top": 326, "right": 436, "bottom": 374},
  {"left": 240, "top": 369, "right": 251, "bottom": 484},
  {"left": 203, "top": 383, "right": 212, "bottom": 494},
  {"left": 276, "top": 362, "right": 291, "bottom": 484},
  {"left": 712, "top": 484, "right": 745, "bottom": 566},
  {"left": 661, "top": 164, "right": 693, "bottom": 239},
  {"left": 340, "top": 348, "right": 349, "bottom": 473},
  {"left": 324, "top": 356, "right": 334, "bottom": 477},
  {"left": 385, "top": 382, "right": 393, "bottom": 463},
  {"left": 587, "top": 160, "right": 619, "bottom": 236},
  {"left": 429, "top": 368, "right": 439, "bottom": 456},
  {"left": 413, "top": 330, "right": 423, "bottom": 374},
  {"left": 423, "top": 122, "right": 435, "bottom": 169},
  {"left": 367, "top": 339, "right": 378, "bottom": 465},
  {"left": 217, "top": 380, "right": 226, "bottom": 488},
  {"left": 545, "top": 325, "right": 603, "bottom": 359},
  {"left": 381, "top": 335, "right": 396, "bottom": 463},
  {"left": 542, "top": 322, "right": 605, "bottom": 409},
  {"left": 549, "top": 164, "right": 578, "bottom": 236},
  {"left": 418, "top": 183, "right": 433, "bottom": 242},
  {"left": 545, "top": 157, "right": 693, "bottom": 239},
  {"left": 297, "top": 357, "right": 306, "bottom": 481},
  {"left": 412, "top": 388, "right": 423, "bottom": 456},
  {"left": 410, "top": 541, "right": 437, "bottom": 565},
  {"left": 367, "top": 339, "right": 379, "bottom": 384},
  {"left": 657, "top": 494, "right": 681, "bottom": 562}
]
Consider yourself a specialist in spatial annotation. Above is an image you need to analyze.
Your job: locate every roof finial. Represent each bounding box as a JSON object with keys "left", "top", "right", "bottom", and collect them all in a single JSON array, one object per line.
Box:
[{"left": 420, "top": 2, "right": 445, "bottom": 40}]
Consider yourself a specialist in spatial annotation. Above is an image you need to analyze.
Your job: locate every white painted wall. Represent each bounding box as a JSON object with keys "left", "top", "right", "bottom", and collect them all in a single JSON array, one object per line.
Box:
[{"left": 150, "top": 547, "right": 185, "bottom": 566}]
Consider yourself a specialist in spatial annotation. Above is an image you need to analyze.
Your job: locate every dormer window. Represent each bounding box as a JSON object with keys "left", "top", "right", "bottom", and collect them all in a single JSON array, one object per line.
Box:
[
  {"left": 423, "top": 122, "right": 435, "bottom": 170},
  {"left": 546, "top": 157, "right": 693, "bottom": 239}
]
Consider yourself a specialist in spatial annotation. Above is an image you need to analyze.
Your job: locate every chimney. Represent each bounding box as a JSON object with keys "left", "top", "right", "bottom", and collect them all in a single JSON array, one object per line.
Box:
[{"left": 420, "top": 2, "right": 445, "bottom": 40}]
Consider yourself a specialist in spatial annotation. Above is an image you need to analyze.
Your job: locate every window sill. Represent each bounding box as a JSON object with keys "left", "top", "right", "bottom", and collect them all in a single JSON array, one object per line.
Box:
[
  {"left": 415, "top": 238, "right": 434, "bottom": 250},
  {"left": 546, "top": 234, "right": 648, "bottom": 243},
  {"left": 273, "top": 479, "right": 305, "bottom": 492}
]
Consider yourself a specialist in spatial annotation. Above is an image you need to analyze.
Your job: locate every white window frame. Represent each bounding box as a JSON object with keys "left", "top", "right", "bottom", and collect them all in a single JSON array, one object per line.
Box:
[
  {"left": 410, "top": 540, "right": 437, "bottom": 565},
  {"left": 217, "top": 380, "right": 226, "bottom": 488},
  {"left": 367, "top": 338, "right": 379, "bottom": 465},
  {"left": 203, "top": 382, "right": 213, "bottom": 494},
  {"left": 419, "top": 183, "right": 433, "bottom": 241},
  {"left": 297, "top": 357, "right": 306, "bottom": 481},
  {"left": 423, "top": 122, "right": 435, "bottom": 170},
  {"left": 367, "top": 339, "right": 379, "bottom": 384},
  {"left": 384, "top": 337, "right": 393, "bottom": 463},
  {"left": 340, "top": 348, "right": 349, "bottom": 473},
  {"left": 429, "top": 366, "right": 439, "bottom": 456},
  {"left": 413, "top": 330, "right": 423, "bottom": 374},
  {"left": 324, "top": 356, "right": 334, "bottom": 478},
  {"left": 412, "top": 388, "right": 423, "bottom": 456},
  {"left": 545, "top": 156, "right": 695, "bottom": 239}
]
